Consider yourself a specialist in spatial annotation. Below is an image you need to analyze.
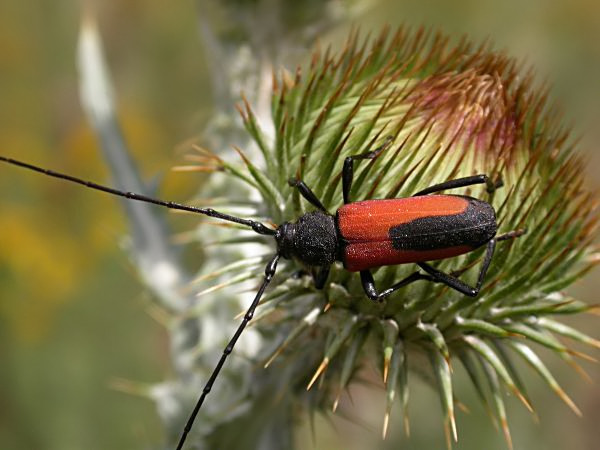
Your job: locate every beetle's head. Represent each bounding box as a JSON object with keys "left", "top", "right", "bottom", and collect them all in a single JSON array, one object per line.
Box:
[{"left": 276, "top": 211, "right": 338, "bottom": 266}]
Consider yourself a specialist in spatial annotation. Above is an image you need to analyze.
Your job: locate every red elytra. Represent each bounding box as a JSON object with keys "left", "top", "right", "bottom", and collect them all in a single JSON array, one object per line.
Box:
[{"left": 337, "top": 195, "right": 483, "bottom": 271}]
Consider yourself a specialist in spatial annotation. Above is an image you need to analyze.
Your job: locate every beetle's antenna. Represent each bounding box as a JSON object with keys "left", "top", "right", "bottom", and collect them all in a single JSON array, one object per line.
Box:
[
  {"left": 0, "top": 155, "right": 276, "bottom": 236},
  {"left": 175, "top": 253, "right": 280, "bottom": 450}
]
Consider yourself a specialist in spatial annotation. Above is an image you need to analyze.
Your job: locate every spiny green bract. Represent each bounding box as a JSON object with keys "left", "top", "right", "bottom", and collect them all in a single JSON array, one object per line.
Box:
[{"left": 187, "top": 27, "right": 598, "bottom": 448}]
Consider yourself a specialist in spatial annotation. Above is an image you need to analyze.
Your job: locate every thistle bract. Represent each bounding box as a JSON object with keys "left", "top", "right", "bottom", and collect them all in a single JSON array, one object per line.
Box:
[{"left": 185, "top": 27, "right": 598, "bottom": 448}]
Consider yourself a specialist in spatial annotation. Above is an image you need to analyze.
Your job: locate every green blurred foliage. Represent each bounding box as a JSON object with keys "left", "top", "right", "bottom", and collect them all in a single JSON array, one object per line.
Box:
[{"left": 0, "top": 0, "right": 598, "bottom": 449}]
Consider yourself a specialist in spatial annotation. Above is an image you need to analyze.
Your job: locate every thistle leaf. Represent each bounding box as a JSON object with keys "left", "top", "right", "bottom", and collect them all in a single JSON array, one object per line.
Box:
[
  {"left": 463, "top": 335, "right": 533, "bottom": 413},
  {"left": 536, "top": 317, "right": 600, "bottom": 349},
  {"left": 479, "top": 356, "right": 514, "bottom": 450},
  {"left": 334, "top": 326, "right": 369, "bottom": 412},
  {"left": 429, "top": 346, "right": 457, "bottom": 444},
  {"left": 508, "top": 341, "right": 582, "bottom": 416}
]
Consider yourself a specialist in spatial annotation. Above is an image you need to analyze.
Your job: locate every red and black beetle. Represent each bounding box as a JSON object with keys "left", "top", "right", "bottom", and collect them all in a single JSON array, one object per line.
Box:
[
  {"left": 281, "top": 137, "right": 523, "bottom": 302},
  {"left": 0, "top": 139, "right": 524, "bottom": 450}
]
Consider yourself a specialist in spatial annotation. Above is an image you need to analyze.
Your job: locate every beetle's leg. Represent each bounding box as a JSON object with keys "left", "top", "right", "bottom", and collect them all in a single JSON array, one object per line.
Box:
[
  {"left": 175, "top": 253, "right": 280, "bottom": 450},
  {"left": 417, "top": 239, "right": 497, "bottom": 297},
  {"left": 496, "top": 229, "right": 527, "bottom": 241},
  {"left": 360, "top": 269, "right": 435, "bottom": 302},
  {"left": 288, "top": 178, "right": 327, "bottom": 212},
  {"left": 312, "top": 266, "right": 331, "bottom": 290},
  {"left": 413, "top": 174, "right": 503, "bottom": 196},
  {"left": 416, "top": 229, "right": 525, "bottom": 297},
  {"left": 291, "top": 269, "right": 310, "bottom": 279},
  {"left": 342, "top": 136, "right": 394, "bottom": 204}
]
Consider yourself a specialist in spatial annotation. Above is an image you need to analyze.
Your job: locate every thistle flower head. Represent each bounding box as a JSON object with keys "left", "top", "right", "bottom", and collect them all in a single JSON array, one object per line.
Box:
[{"left": 185, "top": 27, "right": 598, "bottom": 448}]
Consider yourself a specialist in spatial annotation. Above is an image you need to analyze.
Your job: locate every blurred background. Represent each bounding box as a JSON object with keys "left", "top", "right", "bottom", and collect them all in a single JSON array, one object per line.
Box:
[{"left": 0, "top": 1, "right": 598, "bottom": 449}]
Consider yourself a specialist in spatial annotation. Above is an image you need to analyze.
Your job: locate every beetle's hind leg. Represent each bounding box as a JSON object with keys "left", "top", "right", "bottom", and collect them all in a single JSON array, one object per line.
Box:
[
  {"left": 360, "top": 238, "right": 500, "bottom": 301},
  {"left": 359, "top": 229, "right": 526, "bottom": 302},
  {"left": 288, "top": 178, "right": 327, "bottom": 212},
  {"left": 413, "top": 174, "right": 503, "bottom": 196},
  {"left": 416, "top": 229, "right": 525, "bottom": 297},
  {"left": 496, "top": 229, "right": 527, "bottom": 241},
  {"left": 359, "top": 269, "right": 436, "bottom": 301},
  {"left": 417, "top": 238, "right": 497, "bottom": 297}
]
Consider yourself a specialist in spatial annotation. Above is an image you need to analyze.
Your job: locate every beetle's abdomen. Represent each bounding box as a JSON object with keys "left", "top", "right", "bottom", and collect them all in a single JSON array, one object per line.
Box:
[{"left": 337, "top": 195, "right": 497, "bottom": 272}]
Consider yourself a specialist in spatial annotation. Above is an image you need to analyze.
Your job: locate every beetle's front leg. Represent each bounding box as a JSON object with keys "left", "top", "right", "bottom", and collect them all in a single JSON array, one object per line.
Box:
[
  {"left": 288, "top": 178, "right": 327, "bottom": 212},
  {"left": 342, "top": 136, "right": 394, "bottom": 204},
  {"left": 312, "top": 266, "right": 331, "bottom": 290}
]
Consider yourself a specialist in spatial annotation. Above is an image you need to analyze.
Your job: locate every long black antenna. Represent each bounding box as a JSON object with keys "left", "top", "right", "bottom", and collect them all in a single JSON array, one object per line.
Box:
[
  {"left": 2, "top": 154, "right": 282, "bottom": 449},
  {"left": 175, "top": 253, "right": 280, "bottom": 450},
  {"left": 0, "top": 155, "right": 276, "bottom": 236}
]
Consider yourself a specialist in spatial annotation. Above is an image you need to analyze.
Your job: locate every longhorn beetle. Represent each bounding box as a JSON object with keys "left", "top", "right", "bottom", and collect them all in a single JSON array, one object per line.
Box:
[{"left": 0, "top": 138, "right": 524, "bottom": 449}]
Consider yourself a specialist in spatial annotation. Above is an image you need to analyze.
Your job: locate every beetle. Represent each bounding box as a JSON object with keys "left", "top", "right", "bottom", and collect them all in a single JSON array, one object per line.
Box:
[{"left": 0, "top": 138, "right": 524, "bottom": 450}]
